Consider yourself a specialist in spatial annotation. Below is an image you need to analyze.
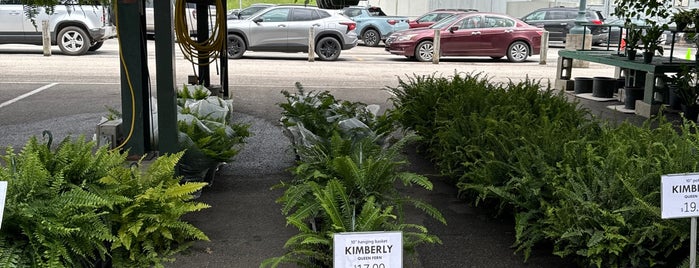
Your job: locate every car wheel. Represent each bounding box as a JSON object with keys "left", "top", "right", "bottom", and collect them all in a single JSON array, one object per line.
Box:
[
  {"left": 88, "top": 41, "right": 104, "bottom": 51},
  {"left": 362, "top": 29, "right": 380, "bottom": 47},
  {"left": 506, "top": 41, "right": 529, "bottom": 62},
  {"left": 316, "top": 37, "right": 341, "bottom": 61},
  {"left": 57, "top": 26, "right": 90, "bottom": 55},
  {"left": 415, "top": 40, "right": 434, "bottom": 62},
  {"left": 227, "top": 35, "right": 246, "bottom": 59}
]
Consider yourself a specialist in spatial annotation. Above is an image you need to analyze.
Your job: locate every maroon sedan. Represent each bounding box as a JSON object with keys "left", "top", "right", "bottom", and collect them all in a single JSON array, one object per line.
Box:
[{"left": 386, "top": 12, "right": 543, "bottom": 62}]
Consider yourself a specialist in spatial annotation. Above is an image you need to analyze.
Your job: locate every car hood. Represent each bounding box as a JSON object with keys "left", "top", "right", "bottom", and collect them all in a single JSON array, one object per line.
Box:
[{"left": 392, "top": 27, "right": 432, "bottom": 36}]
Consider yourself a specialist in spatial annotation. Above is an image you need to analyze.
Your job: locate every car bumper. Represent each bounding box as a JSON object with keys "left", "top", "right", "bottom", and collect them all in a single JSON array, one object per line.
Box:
[
  {"left": 384, "top": 40, "right": 416, "bottom": 57},
  {"left": 343, "top": 32, "right": 359, "bottom": 50},
  {"left": 89, "top": 25, "right": 117, "bottom": 42}
]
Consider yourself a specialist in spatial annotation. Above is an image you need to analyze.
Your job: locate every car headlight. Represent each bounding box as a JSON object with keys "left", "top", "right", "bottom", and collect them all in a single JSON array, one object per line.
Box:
[{"left": 396, "top": 34, "right": 417, "bottom": 41}]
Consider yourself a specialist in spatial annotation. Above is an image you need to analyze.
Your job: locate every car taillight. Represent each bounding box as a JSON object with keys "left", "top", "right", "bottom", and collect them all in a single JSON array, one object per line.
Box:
[
  {"left": 340, "top": 22, "right": 356, "bottom": 32},
  {"left": 590, "top": 19, "right": 602, "bottom": 25},
  {"left": 387, "top": 19, "right": 397, "bottom": 25}
]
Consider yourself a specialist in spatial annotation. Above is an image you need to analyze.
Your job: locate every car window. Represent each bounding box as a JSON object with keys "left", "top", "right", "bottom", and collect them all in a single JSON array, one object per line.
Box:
[
  {"left": 461, "top": 15, "right": 482, "bottom": 29},
  {"left": 317, "top": 9, "right": 330, "bottom": 19},
  {"left": 431, "top": 13, "right": 461, "bottom": 29},
  {"left": 240, "top": 6, "right": 268, "bottom": 16},
  {"left": 259, "top": 8, "right": 290, "bottom": 22},
  {"left": 291, "top": 8, "right": 315, "bottom": 21},
  {"left": 418, "top": 13, "right": 439, "bottom": 23},
  {"left": 547, "top": 10, "right": 568, "bottom": 20},
  {"left": 344, "top": 8, "right": 361, "bottom": 17},
  {"left": 436, "top": 13, "right": 452, "bottom": 21},
  {"left": 523, "top": 10, "right": 545, "bottom": 21},
  {"left": 484, "top": 16, "right": 514, "bottom": 28}
]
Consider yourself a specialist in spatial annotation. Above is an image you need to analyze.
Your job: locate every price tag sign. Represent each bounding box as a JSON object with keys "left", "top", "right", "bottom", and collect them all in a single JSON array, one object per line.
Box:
[
  {"left": 662, "top": 173, "right": 699, "bottom": 219},
  {"left": 333, "top": 231, "right": 402, "bottom": 268},
  {"left": 0, "top": 181, "right": 6, "bottom": 229}
]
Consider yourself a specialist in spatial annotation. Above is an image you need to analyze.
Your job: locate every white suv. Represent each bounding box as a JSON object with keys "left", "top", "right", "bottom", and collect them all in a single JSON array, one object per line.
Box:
[
  {"left": 226, "top": 5, "right": 358, "bottom": 61},
  {"left": 0, "top": 0, "right": 116, "bottom": 55}
]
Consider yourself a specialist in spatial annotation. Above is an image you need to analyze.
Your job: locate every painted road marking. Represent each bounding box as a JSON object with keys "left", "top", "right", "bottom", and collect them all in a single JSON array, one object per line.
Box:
[{"left": 0, "top": 83, "right": 58, "bottom": 109}]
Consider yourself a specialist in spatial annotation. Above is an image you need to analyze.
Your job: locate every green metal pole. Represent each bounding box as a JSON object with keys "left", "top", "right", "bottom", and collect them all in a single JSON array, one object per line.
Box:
[
  {"left": 570, "top": 0, "right": 590, "bottom": 35},
  {"left": 154, "top": 0, "right": 179, "bottom": 154},
  {"left": 116, "top": 0, "right": 151, "bottom": 156}
]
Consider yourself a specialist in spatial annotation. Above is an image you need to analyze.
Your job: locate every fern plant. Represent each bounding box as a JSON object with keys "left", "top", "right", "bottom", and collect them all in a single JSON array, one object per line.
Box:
[
  {"left": 262, "top": 179, "right": 442, "bottom": 268},
  {"left": 0, "top": 135, "right": 210, "bottom": 267}
]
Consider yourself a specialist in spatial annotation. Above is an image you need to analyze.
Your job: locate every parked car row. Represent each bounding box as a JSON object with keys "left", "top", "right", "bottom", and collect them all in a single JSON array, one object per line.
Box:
[{"left": 222, "top": 5, "right": 547, "bottom": 62}]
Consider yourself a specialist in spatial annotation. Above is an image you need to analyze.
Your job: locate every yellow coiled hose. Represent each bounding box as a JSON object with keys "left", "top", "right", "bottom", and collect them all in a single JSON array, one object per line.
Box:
[{"left": 174, "top": 0, "right": 227, "bottom": 65}]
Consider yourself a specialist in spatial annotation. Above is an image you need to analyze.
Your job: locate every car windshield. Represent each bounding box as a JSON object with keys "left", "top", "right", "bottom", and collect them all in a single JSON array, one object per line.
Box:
[{"left": 430, "top": 14, "right": 461, "bottom": 29}]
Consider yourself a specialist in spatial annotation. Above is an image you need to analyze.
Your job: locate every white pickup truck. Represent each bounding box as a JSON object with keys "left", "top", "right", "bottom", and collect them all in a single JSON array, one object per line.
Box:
[{"left": 0, "top": 0, "right": 116, "bottom": 55}]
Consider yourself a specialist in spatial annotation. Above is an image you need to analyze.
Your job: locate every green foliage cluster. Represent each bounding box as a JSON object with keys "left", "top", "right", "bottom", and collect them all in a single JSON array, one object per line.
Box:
[
  {"left": 386, "top": 72, "right": 694, "bottom": 267},
  {"left": 176, "top": 84, "right": 250, "bottom": 174},
  {"left": 263, "top": 86, "right": 445, "bottom": 267},
  {"left": 0, "top": 135, "right": 209, "bottom": 267}
]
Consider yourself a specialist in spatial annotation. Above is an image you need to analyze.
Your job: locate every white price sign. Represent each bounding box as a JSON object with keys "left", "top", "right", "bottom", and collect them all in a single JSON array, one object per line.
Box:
[
  {"left": 333, "top": 231, "right": 402, "bottom": 268},
  {"left": 0, "top": 181, "right": 6, "bottom": 229},
  {"left": 662, "top": 173, "right": 699, "bottom": 219}
]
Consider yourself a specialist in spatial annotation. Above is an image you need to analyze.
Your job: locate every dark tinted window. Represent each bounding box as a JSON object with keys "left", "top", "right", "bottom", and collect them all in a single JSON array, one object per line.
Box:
[
  {"left": 547, "top": 10, "right": 568, "bottom": 20},
  {"left": 291, "top": 8, "right": 318, "bottom": 21},
  {"left": 317, "top": 9, "right": 330, "bottom": 19},
  {"left": 523, "top": 10, "right": 545, "bottom": 21}
]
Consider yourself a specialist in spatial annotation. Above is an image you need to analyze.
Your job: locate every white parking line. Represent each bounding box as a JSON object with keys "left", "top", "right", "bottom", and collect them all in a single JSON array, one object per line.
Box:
[{"left": 0, "top": 83, "right": 58, "bottom": 109}]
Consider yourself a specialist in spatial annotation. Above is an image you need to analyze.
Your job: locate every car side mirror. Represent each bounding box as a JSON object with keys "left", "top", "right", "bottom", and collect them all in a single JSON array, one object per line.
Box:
[
  {"left": 449, "top": 26, "right": 459, "bottom": 33},
  {"left": 253, "top": 18, "right": 263, "bottom": 23}
]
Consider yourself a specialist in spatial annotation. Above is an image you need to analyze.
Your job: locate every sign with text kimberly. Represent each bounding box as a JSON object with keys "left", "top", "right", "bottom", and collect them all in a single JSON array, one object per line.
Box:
[
  {"left": 662, "top": 173, "right": 699, "bottom": 219},
  {"left": 333, "top": 231, "right": 402, "bottom": 268}
]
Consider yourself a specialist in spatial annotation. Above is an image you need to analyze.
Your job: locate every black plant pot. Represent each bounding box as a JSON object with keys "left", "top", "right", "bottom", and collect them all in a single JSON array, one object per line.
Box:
[
  {"left": 574, "top": 77, "right": 594, "bottom": 94},
  {"left": 643, "top": 51, "right": 654, "bottom": 64},
  {"left": 592, "top": 77, "right": 616, "bottom": 98},
  {"left": 627, "top": 49, "right": 637, "bottom": 60},
  {"left": 682, "top": 104, "right": 699, "bottom": 122},
  {"left": 616, "top": 77, "right": 625, "bottom": 94},
  {"left": 668, "top": 85, "right": 682, "bottom": 110},
  {"left": 624, "top": 87, "right": 644, "bottom": 109}
]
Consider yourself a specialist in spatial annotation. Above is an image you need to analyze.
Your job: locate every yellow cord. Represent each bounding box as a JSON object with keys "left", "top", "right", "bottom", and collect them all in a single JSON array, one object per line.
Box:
[
  {"left": 174, "top": 0, "right": 227, "bottom": 66},
  {"left": 112, "top": 0, "right": 137, "bottom": 152}
]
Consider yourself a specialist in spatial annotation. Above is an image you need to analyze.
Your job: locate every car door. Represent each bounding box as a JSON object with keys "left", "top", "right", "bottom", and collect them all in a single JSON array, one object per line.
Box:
[
  {"left": 285, "top": 7, "right": 319, "bottom": 50},
  {"left": 248, "top": 7, "right": 290, "bottom": 50},
  {"left": 544, "top": 10, "right": 570, "bottom": 40},
  {"left": 440, "top": 15, "right": 483, "bottom": 55},
  {"left": 0, "top": 0, "right": 27, "bottom": 42},
  {"left": 479, "top": 15, "right": 516, "bottom": 54}
]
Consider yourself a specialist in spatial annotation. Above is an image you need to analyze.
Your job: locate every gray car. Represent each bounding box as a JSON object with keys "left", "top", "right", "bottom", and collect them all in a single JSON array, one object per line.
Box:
[{"left": 226, "top": 5, "right": 358, "bottom": 61}]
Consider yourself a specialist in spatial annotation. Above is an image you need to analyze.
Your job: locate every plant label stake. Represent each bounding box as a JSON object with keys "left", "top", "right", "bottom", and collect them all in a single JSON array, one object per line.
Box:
[
  {"left": 334, "top": 231, "right": 402, "bottom": 268},
  {"left": 0, "top": 181, "right": 6, "bottom": 229},
  {"left": 661, "top": 173, "right": 699, "bottom": 268}
]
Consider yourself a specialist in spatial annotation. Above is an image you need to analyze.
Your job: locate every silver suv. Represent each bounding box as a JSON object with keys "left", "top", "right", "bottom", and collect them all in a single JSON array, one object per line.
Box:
[
  {"left": 0, "top": 0, "right": 116, "bottom": 55},
  {"left": 226, "top": 5, "right": 358, "bottom": 61}
]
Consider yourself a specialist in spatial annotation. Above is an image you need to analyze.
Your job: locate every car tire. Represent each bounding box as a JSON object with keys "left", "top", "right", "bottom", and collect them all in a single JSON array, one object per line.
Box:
[
  {"left": 316, "top": 37, "right": 341, "bottom": 61},
  {"left": 57, "top": 26, "right": 90, "bottom": 55},
  {"left": 506, "top": 41, "right": 529, "bottom": 62},
  {"left": 227, "top": 34, "right": 246, "bottom": 59},
  {"left": 88, "top": 41, "right": 104, "bottom": 51},
  {"left": 414, "top": 40, "right": 434, "bottom": 62},
  {"left": 362, "top": 29, "right": 380, "bottom": 47}
]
